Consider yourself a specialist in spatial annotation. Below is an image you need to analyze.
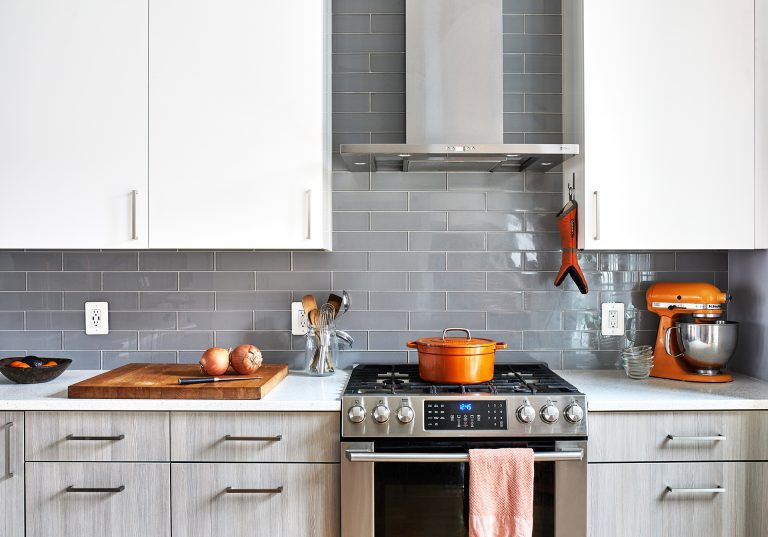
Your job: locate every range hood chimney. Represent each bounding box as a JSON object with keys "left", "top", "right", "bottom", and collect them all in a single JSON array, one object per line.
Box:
[{"left": 340, "top": 0, "right": 578, "bottom": 173}]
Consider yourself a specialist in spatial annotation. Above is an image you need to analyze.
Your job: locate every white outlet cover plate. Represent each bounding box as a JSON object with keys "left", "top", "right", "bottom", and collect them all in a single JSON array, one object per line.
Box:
[
  {"left": 85, "top": 301, "right": 109, "bottom": 335},
  {"left": 291, "top": 302, "right": 309, "bottom": 336},
  {"left": 601, "top": 302, "right": 625, "bottom": 336}
]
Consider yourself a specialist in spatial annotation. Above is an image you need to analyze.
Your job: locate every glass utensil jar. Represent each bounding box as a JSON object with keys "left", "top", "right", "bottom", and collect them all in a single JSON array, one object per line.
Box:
[{"left": 306, "top": 326, "right": 337, "bottom": 376}]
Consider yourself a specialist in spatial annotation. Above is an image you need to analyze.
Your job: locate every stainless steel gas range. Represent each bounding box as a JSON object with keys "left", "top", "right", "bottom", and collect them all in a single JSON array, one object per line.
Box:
[{"left": 340, "top": 363, "right": 588, "bottom": 537}]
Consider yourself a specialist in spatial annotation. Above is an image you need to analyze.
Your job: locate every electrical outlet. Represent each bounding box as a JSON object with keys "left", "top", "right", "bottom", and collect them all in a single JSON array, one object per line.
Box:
[
  {"left": 601, "top": 302, "right": 625, "bottom": 336},
  {"left": 291, "top": 302, "right": 309, "bottom": 335},
  {"left": 85, "top": 301, "right": 109, "bottom": 335}
]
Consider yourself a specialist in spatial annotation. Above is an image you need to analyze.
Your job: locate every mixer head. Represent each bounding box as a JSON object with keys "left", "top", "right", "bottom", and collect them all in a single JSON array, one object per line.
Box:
[{"left": 646, "top": 282, "right": 728, "bottom": 319}]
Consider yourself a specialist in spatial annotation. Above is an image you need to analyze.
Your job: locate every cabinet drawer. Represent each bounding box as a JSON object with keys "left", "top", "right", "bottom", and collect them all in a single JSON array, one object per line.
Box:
[
  {"left": 588, "top": 411, "right": 768, "bottom": 462},
  {"left": 171, "top": 412, "right": 339, "bottom": 462},
  {"left": 588, "top": 462, "right": 768, "bottom": 537},
  {"left": 25, "top": 462, "right": 170, "bottom": 537},
  {"left": 172, "top": 463, "right": 339, "bottom": 537},
  {"left": 25, "top": 411, "right": 170, "bottom": 461}
]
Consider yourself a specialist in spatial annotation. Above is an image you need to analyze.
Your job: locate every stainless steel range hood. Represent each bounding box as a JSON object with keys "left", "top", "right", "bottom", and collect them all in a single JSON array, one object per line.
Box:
[{"left": 339, "top": 0, "right": 578, "bottom": 173}]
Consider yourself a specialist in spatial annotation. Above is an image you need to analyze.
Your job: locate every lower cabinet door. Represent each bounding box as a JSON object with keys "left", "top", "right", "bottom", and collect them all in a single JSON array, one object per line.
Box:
[
  {"left": 25, "top": 462, "right": 170, "bottom": 537},
  {"left": 0, "top": 413, "right": 23, "bottom": 537},
  {"left": 589, "top": 462, "right": 768, "bottom": 537},
  {"left": 172, "top": 463, "right": 340, "bottom": 537}
]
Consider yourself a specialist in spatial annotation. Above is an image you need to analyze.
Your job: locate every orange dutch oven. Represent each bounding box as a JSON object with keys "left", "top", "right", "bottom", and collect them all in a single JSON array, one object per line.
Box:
[{"left": 407, "top": 328, "right": 507, "bottom": 384}]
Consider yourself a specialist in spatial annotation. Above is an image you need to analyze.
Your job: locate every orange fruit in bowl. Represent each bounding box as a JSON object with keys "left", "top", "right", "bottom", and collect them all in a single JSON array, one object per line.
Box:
[
  {"left": 10, "top": 361, "right": 30, "bottom": 368},
  {"left": 43, "top": 361, "right": 58, "bottom": 367}
]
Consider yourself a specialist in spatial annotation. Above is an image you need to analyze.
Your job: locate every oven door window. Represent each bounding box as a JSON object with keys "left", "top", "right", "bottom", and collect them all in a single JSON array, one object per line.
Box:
[{"left": 374, "top": 461, "right": 555, "bottom": 537}]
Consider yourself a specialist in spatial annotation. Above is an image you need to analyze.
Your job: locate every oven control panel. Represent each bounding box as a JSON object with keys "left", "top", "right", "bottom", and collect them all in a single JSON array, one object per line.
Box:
[
  {"left": 341, "top": 395, "right": 587, "bottom": 438},
  {"left": 424, "top": 400, "right": 507, "bottom": 430}
]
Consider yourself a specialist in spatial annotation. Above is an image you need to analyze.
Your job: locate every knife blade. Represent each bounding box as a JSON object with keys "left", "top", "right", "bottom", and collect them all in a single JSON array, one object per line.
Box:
[{"left": 178, "top": 376, "right": 263, "bottom": 385}]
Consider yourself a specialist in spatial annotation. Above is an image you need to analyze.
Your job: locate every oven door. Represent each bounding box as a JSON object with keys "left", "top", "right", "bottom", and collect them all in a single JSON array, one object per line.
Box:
[{"left": 341, "top": 439, "right": 586, "bottom": 537}]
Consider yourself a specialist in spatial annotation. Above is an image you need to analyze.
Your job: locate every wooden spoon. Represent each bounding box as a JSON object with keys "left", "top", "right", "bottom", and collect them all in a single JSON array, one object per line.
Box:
[
  {"left": 301, "top": 295, "right": 318, "bottom": 326},
  {"left": 307, "top": 308, "right": 320, "bottom": 328}
]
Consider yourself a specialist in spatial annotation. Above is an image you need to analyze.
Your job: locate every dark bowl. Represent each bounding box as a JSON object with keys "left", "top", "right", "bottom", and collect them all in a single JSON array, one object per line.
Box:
[{"left": 0, "top": 357, "right": 72, "bottom": 384}]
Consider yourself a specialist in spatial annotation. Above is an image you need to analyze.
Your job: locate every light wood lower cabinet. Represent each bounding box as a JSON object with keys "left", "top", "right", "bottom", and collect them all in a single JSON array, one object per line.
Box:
[
  {"left": 0, "top": 413, "right": 23, "bottom": 537},
  {"left": 589, "top": 462, "right": 768, "bottom": 537},
  {"left": 172, "top": 463, "right": 339, "bottom": 537},
  {"left": 25, "top": 462, "right": 171, "bottom": 537}
]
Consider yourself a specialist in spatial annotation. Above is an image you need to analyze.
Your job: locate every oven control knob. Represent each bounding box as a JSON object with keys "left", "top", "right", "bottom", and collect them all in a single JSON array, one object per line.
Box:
[
  {"left": 516, "top": 404, "right": 536, "bottom": 424},
  {"left": 372, "top": 405, "right": 391, "bottom": 424},
  {"left": 348, "top": 405, "right": 366, "bottom": 424},
  {"left": 540, "top": 404, "right": 560, "bottom": 424},
  {"left": 564, "top": 403, "right": 584, "bottom": 424},
  {"left": 396, "top": 406, "right": 414, "bottom": 424}
]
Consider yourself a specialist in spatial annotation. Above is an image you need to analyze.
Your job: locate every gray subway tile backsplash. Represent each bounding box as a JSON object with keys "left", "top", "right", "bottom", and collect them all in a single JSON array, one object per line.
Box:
[
  {"left": 0, "top": 1, "right": 725, "bottom": 371},
  {"left": 0, "top": 273, "right": 26, "bottom": 291},
  {"left": 28, "top": 272, "right": 101, "bottom": 291}
]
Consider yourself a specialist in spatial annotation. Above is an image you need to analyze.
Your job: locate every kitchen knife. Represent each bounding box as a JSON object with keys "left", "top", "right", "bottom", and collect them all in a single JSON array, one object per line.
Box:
[{"left": 178, "top": 376, "right": 263, "bottom": 385}]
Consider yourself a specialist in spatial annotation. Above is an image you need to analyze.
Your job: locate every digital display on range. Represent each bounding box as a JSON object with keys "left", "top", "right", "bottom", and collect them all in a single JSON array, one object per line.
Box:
[{"left": 424, "top": 400, "right": 507, "bottom": 430}]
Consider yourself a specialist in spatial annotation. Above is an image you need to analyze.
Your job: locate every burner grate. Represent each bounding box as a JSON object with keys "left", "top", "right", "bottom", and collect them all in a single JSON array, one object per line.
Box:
[{"left": 344, "top": 363, "right": 581, "bottom": 396}]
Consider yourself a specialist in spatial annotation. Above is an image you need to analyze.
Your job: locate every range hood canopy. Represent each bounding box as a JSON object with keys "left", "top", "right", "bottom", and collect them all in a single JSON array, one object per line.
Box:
[{"left": 339, "top": 0, "right": 578, "bottom": 173}]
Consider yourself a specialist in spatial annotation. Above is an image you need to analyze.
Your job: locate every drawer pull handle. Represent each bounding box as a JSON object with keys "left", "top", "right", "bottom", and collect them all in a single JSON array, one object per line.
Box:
[
  {"left": 224, "top": 435, "right": 282, "bottom": 442},
  {"left": 666, "top": 434, "right": 726, "bottom": 441},
  {"left": 66, "top": 485, "right": 125, "bottom": 493},
  {"left": 665, "top": 486, "right": 725, "bottom": 494},
  {"left": 4, "top": 422, "right": 14, "bottom": 479},
  {"left": 225, "top": 486, "right": 283, "bottom": 494},
  {"left": 66, "top": 434, "right": 125, "bottom": 441}
]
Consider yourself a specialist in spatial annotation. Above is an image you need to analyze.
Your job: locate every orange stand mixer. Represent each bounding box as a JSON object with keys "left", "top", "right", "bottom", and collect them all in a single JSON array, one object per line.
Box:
[{"left": 646, "top": 282, "right": 733, "bottom": 383}]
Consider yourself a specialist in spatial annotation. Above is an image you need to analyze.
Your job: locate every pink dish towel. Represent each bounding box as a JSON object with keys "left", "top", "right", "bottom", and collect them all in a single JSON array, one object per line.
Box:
[{"left": 469, "top": 447, "right": 535, "bottom": 537}]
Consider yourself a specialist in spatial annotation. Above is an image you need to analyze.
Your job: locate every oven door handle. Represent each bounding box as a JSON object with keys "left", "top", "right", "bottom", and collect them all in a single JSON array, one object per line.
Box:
[{"left": 344, "top": 449, "right": 584, "bottom": 463}]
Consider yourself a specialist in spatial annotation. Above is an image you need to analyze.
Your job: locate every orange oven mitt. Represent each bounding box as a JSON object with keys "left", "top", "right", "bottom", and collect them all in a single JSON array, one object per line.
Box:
[{"left": 554, "top": 200, "right": 588, "bottom": 294}]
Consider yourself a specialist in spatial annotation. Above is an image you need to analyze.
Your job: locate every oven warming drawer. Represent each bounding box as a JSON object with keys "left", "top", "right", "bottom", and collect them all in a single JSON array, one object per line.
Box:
[{"left": 345, "top": 449, "right": 584, "bottom": 463}]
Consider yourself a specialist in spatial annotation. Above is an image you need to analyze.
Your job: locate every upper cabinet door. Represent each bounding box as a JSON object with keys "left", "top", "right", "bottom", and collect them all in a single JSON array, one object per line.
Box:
[
  {"left": 564, "top": 0, "right": 756, "bottom": 250},
  {"left": 149, "top": 0, "right": 331, "bottom": 249},
  {"left": 0, "top": 0, "right": 149, "bottom": 249}
]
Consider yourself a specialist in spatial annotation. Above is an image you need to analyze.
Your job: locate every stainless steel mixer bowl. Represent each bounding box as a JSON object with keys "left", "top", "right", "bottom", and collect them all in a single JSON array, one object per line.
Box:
[{"left": 675, "top": 321, "right": 738, "bottom": 373}]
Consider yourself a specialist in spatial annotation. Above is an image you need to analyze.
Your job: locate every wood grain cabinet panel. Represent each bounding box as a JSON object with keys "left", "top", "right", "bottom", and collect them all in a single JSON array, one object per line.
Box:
[
  {"left": 0, "top": 413, "right": 23, "bottom": 537},
  {"left": 172, "top": 463, "right": 339, "bottom": 537},
  {"left": 25, "top": 462, "right": 170, "bottom": 537},
  {"left": 588, "top": 411, "right": 768, "bottom": 462},
  {"left": 25, "top": 411, "right": 170, "bottom": 462},
  {"left": 589, "top": 462, "right": 768, "bottom": 537},
  {"left": 171, "top": 412, "right": 339, "bottom": 462}
]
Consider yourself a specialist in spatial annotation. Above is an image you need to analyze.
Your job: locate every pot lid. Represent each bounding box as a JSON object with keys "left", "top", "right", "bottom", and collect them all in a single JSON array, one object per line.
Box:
[{"left": 413, "top": 328, "right": 498, "bottom": 350}]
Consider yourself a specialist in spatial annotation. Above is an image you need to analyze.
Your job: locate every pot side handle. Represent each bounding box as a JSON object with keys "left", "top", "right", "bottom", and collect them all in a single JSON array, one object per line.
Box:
[
  {"left": 495, "top": 342, "right": 508, "bottom": 350},
  {"left": 406, "top": 341, "right": 418, "bottom": 348}
]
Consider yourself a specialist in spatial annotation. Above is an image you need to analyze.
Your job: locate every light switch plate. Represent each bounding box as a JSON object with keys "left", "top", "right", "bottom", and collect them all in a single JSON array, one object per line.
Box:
[
  {"left": 601, "top": 302, "right": 625, "bottom": 336},
  {"left": 85, "top": 301, "right": 109, "bottom": 335}
]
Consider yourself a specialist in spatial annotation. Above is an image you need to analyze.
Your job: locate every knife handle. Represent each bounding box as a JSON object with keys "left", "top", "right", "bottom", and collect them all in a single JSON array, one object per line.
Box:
[{"left": 178, "top": 377, "right": 216, "bottom": 385}]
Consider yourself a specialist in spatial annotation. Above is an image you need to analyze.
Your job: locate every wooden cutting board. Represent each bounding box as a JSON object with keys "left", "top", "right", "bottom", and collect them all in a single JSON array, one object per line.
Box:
[{"left": 68, "top": 363, "right": 289, "bottom": 400}]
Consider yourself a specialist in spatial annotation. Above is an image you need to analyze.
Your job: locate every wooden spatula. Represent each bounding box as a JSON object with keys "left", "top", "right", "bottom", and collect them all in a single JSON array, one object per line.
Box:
[{"left": 327, "top": 293, "right": 343, "bottom": 318}]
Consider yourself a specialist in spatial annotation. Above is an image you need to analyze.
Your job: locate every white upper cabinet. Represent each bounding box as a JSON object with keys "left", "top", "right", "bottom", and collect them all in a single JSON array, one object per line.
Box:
[
  {"left": 564, "top": 0, "right": 763, "bottom": 250},
  {"left": 148, "top": 0, "right": 331, "bottom": 249},
  {"left": 0, "top": 0, "right": 149, "bottom": 249}
]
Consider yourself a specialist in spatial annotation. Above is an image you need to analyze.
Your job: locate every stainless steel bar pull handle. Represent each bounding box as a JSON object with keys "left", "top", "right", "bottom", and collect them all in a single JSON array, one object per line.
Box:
[
  {"left": 665, "top": 486, "right": 725, "bottom": 494},
  {"left": 345, "top": 449, "right": 584, "bottom": 463},
  {"left": 592, "top": 190, "right": 599, "bottom": 240},
  {"left": 66, "top": 434, "right": 125, "bottom": 441},
  {"left": 304, "top": 189, "right": 312, "bottom": 240},
  {"left": 225, "top": 486, "right": 283, "bottom": 494},
  {"left": 4, "top": 422, "right": 13, "bottom": 479},
  {"left": 66, "top": 485, "right": 125, "bottom": 493},
  {"left": 224, "top": 434, "right": 282, "bottom": 442},
  {"left": 666, "top": 434, "right": 726, "bottom": 441},
  {"left": 131, "top": 190, "right": 139, "bottom": 240}
]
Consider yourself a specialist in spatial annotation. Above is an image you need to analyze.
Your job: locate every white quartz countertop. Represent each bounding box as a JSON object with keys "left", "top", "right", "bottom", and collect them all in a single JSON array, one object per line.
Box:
[
  {"left": 0, "top": 370, "right": 348, "bottom": 411},
  {"left": 4, "top": 367, "right": 768, "bottom": 413},
  {"left": 559, "top": 370, "right": 768, "bottom": 411}
]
